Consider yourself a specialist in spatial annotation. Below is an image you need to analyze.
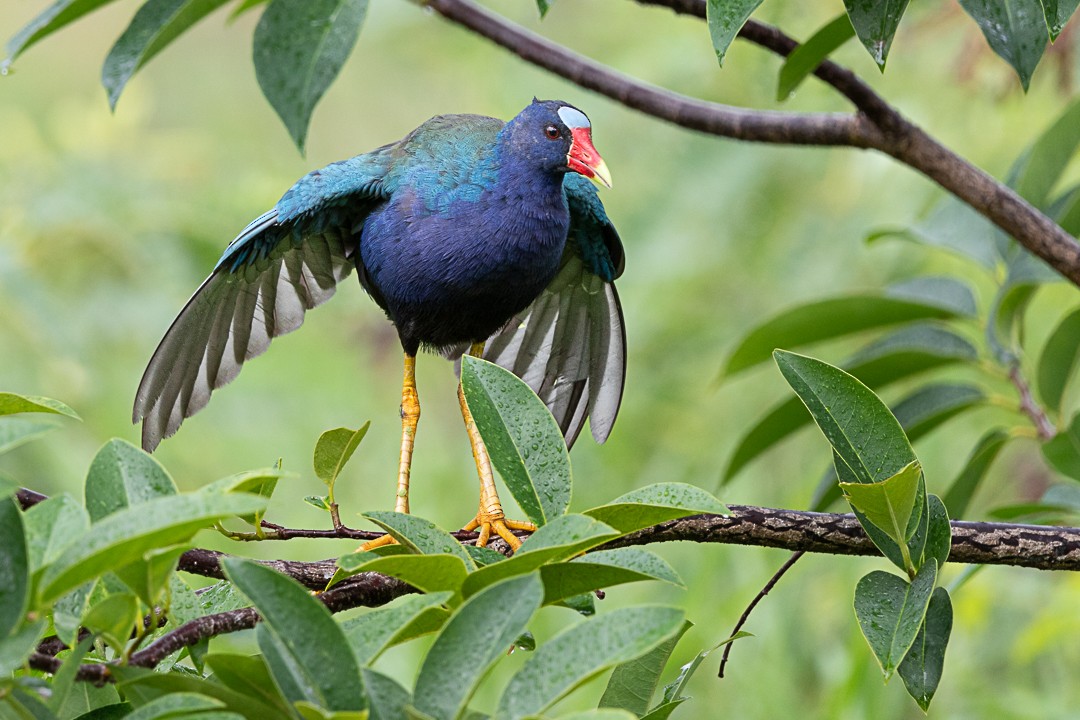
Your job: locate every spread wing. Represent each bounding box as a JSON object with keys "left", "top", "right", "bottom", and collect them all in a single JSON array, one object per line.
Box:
[
  {"left": 483, "top": 173, "right": 626, "bottom": 447},
  {"left": 133, "top": 151, "right": 393, "bottom": 451}
]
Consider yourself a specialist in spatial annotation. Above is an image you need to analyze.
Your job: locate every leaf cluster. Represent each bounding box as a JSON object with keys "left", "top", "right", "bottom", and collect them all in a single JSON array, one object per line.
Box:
[{"left": 0, "top": 363, "right": 732, "bottom": 720}]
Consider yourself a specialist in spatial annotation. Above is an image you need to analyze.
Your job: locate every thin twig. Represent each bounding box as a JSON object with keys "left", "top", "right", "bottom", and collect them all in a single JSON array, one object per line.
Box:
[
  {"left": 1008, "top": 365, "right": 1057, "bottom": 441},
  {"left": 717, "top": 550, "right": 804, "bottom": 678}
]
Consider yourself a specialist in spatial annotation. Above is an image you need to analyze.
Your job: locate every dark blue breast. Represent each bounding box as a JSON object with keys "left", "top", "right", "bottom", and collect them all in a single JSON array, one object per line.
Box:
[{"left": 358, "top": 172, "right": 569, "bottom": 354}]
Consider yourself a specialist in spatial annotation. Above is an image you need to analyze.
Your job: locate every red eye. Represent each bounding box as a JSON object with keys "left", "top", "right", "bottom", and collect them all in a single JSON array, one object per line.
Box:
[{"left": 544, "top": 125, "right": 561, "bottom": 140}]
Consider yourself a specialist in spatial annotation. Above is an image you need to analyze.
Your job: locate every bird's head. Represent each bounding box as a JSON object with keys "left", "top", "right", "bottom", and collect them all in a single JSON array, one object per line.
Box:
[{"left": 502, "top": 99, "right": 612, "bottom": 188}]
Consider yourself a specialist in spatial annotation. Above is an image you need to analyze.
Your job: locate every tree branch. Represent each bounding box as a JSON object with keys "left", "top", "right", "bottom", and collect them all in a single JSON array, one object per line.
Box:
[
  {"left": 26, "top": 571, "right": 415, "bottom": 684},
  {"left": 422, "top": 0, "right": 1080, "bottom": 286},
  {"left": 603, "top": 506, "right": 1080, "bottom": 571},
  {"left": 23, "top": 501, "right": 1079, "bottom": 682}
]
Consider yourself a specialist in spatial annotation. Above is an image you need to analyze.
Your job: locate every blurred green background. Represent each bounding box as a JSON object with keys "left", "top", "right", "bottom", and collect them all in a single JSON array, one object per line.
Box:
[{"left": 3, "top": 1, "right": 1080, "bottom": 717}]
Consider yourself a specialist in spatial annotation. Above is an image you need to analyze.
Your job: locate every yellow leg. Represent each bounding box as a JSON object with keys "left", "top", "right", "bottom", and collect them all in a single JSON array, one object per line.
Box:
[
  {"left": 459, "top": 342, "right": 536, "bottom": 550},
  {"left": 359, "top": 352, "right": 419, "bottom": 552}
]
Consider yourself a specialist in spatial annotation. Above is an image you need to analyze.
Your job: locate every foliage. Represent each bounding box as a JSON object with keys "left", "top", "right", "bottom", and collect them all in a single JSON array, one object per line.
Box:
[
  {"left": 0, "top": 373, "right": 732, "bottom": 719},
  {"left": 722, "top": 99, "right": 1080, "bottom": 528}
]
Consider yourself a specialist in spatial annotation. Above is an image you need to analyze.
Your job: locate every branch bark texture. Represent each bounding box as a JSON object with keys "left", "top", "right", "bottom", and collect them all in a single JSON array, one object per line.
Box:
[{"left": 423, "top": 0, "right": 1080, "bottom": 286}]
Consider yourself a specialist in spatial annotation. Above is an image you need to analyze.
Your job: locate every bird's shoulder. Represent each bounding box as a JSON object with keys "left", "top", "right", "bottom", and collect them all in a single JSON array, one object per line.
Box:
[
  {"left": 563, "top": 173, "right": 624, "bottom": 281},
  {"left": 276, "top": 144, "right": 396, "bottom": 224},
  {"left": 386, "top": 114, "right": 505, "bottom": 196}
]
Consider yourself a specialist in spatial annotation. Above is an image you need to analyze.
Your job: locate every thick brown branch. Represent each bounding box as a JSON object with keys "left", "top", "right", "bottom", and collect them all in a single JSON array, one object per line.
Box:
[
  {"left": 25, "top": 504, "right": 1079, "bottom": 682},
  {"left": 639, "top": 0, "right": 896, "bottom": 127},
  {"left": 603, "top": 506, "right": 1080, "bottom": 571},
  {"left": 422, "top": 0, "right": 1080, "bottom": 286},
  {"left": 423, "top": 0, "right": 881, "bottom": 148}
]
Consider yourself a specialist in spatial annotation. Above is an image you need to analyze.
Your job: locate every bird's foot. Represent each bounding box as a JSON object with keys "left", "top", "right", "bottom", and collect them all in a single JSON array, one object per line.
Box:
[{"left": 463, "top": 511, "right": 536, "bottom": 550}]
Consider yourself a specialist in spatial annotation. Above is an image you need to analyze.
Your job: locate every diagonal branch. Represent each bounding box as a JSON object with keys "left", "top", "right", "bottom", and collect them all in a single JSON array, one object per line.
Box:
[{"left": 422, "top": 0, "right": 1080, "bottom": 286}]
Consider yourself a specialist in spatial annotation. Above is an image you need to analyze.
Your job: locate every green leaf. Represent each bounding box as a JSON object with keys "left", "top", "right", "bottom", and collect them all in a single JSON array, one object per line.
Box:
[
  {"left": 113, "top": 544, "right": 189, "bottom": 607},
  {"left": 121, "top": 693, "right": 225, "bottom": 720},
  {"left": 1042, "top": 0, "right": 1080, "bottom": 38},
  {"left": 891, "top": 383, "right": 986, "bottom": 439},
  {"left": 540, "top": 548, "right": 683, "bottom": 606},
  {"left": 583, "top": 483, "right": 728, "bottom": 534},
  {"left": 721, "top": 284, "right": 973, "bottom": 378},
  {"left": 53, "top": 582, "right": 93, "bottom": 647},
  {"left": 365, "top": 669, "right": 411, "bottom": 720},
  {"left": 725, "top": 326, "right": 977, "bottom": 483},
  {"left": 1013, "top": 99, "right": 1080, "bottom": 207},
  {"left": 774, "top": 351, "right": 917, "bottom": 485},
  {"left": 102, "top": 0, "right": 232, "bottom": 109},
  {"left": 0, "top": 392, "right": 80, "bottom": 419},
  {"left": 705, "top": 0, "right": 763, "bottom": 65},
  {"left": 840, "top": 460, "right": 923, "bottom": 549},
  {"left": 1038, "top": 306, "right": 1080, "bottom": 412},
  {"left": 987, "top": 250, "right": 1059, "bottom": 363},
  {"left": 843, "top": 0, "right": 910, "bottom": 67},
  {"left": 883, "top": 276, "right": 979, "bottom": 316},
  {"left": 221, "top": 558, "right": 366, "bottom": 712},
  {"left": 868, "top": 198, "right": 1000, "bottom": 268},
  {"left": 0, "top": 619, "right": 47, "bottom": 674},
  {"left": 341, "top": 592, "right": 453, "bottom": 665},
  {"left": 853, "top": 560, "right": 938, "bottom": 679},
  {"left": 959, "top": 0, "right": 1048, "bottom": 90},
  {"left": 536, "top": 0, "right": 554, "bottom": 17},
  {"left": 413, "top": 573, "right": 544, "bottom": 720},
  {"left": 897, "top": 587, "right": 953, "bottom": 711},
  {"left": 82, "top": 592, "right": 140, "bottom": 653},
  {"left": 777, "top": 14, "right": 855, "bottom": 100},
  {"left": 362, "top": 511, "right": 475, "bottom": 568},
  {"left": 1043, "top": 412, "right": 1080, "bottom": 480},
  {"left": 461, "top": 514, "right": 620, "bottom": 600},
  {"left": 39, "top": 492, "right": 266, "bottom": 603},
  {"left": 838, "top": 450, "right": 929, "bottom": 572},
  {"left": 0, "top": 417, "right": 61, "bottom": 455},
  {"left": 48, "top": 636, "right": 95, "bottom": 713},
  {"left": 57, "top": 688, "right": 124, "bottom": 718},
  {"left": 336, "top": 553, "right": 469, "bottom": 597},
  {"left": 202, "top": 654, "right": 292, "bottom": 718},
  {"left": 4, "top": 0, "right": 121, "bottom": 64},
  {"left": 0, "top": 497, "right": 30, "bottom": 638},
  {"left": 923, "top": 495, "right": 951, "bottom": 568},
  {"left": 598, "top": 620, "right": 691, "bottom": 716},
  {"left": 313, "top": 424, "right": 369, "bottom": 488},
  {"left": 24, "top": 494, "right": 90, "bottom": 572},
  {"left": 198, "top": 468, "right": 285, "bottom": 528},
  {"left": 942, "top": 430, "right": 1009, "bottom": 518},
  {"left": 559, "top": 711, "right": 637, "bottom": 720},
  {"left": 253, "top": 0, "right": 368, "bottom": 152},
  {"left": 197, "top": 580, "right": 252, "bottom": 616},
  {"left": 460, "top": 356, "right": 571, "bottom": 526},
  {"left": 638, "top": 702, "right": 684, "bottom": 720},
  {"left": 464, "top": 545, "right": 505, "bottom": 566},
  {"left": 660, "top": 640, "right": 721, "bottom": 704},
  {"left": 85, "top": 439, "right": 177, "bottom": 522},
  {"left": 230, "top": 0, "right": 269, "bottom": 21},
  {"left": 114, "top": 666, "right": 285, "bottom": 720},
  {"left": 495, "top": 606, "right": 685, "bottom": 720}
]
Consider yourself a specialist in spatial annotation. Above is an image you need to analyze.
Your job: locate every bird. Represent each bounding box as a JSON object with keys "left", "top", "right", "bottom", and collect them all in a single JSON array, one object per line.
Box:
[{"left": 133, "top": 99, "right": 625, "bottom": 549}]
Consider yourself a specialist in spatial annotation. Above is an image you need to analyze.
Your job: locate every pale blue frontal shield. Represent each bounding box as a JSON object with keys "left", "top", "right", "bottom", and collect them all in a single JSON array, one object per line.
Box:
[{"left": 557, "top": 106, "right": 591, "bottom": 129}]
